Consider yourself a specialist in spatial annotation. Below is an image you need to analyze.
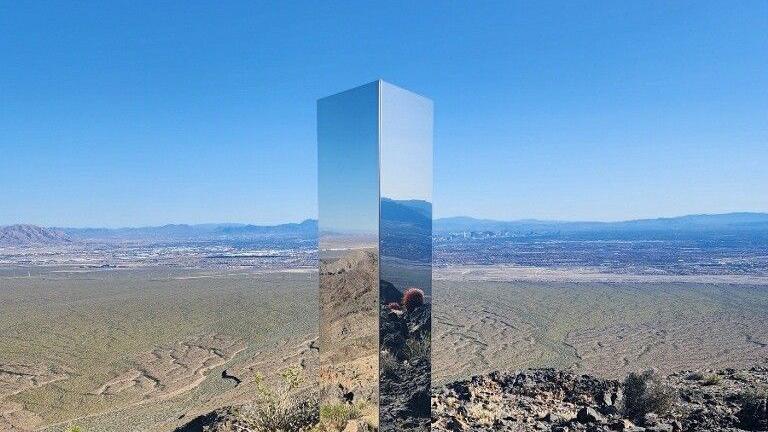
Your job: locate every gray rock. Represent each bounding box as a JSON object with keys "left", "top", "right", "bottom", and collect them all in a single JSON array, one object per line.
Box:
[{"left": 578, "top": 407, "right": 607, "bottom": 424}]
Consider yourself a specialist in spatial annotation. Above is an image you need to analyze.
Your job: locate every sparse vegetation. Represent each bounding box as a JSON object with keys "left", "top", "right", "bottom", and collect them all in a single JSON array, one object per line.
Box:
[
  {"left": 622, "top": 370, "right": 677, "bottom": 421},
  {"left": 702, "top": 374, "right": 722, "bottom": 386},
  {"left": 281, "top": 364, "right": 306, "bottom": 391},
  {"left": 404, "top": 333, "right": 431, "bottom": 360},
  {"left": 240, "top": 367, "right": 319, "bottom": 431},
  {"left": 64, "top": 426, "right": 84, "bottom": 432},
  {"left": 687, "top": 371, "right": 722, "bottom": 386},
  {"left": 314, "top": 402, "right": 368, "bottom": 431},
  {"left": 733, "top": 371, "right": 751, "bottom": 382}
]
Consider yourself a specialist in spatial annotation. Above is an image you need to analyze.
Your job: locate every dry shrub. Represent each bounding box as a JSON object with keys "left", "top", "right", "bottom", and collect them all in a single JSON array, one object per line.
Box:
[
  {"left": 622, "top": 370, "right": 677, "bottom": 421},
  {"left": 241, "top": 368, "right": 319, "bottom": 431}
]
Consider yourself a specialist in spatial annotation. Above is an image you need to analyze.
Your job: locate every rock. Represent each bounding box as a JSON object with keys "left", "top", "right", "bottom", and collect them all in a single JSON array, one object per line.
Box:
[
  {"left": 609, "top": 418, "right": 644, "bottom": 431},
  {"left": 642, "top": 413, "right": 659, "bottom": 426},
  {"left": 600, "top": 404, "right": 620, "bottom": 416},
  {"left": 577, "top": 407, "right": 607, "bottom": 424},
  {"left": 603, "top": 391, "right": 615, "bottom": 406}
]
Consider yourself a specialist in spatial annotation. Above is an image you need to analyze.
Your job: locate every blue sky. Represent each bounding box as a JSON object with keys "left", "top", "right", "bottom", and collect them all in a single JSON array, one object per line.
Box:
[{"left": 1, "top": 1, "right": 766, "bottom": 227}]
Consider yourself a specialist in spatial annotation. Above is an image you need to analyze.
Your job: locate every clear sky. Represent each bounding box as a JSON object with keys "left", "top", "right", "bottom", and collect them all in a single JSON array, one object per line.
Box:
[{"left": 1, "top": 1, "right": 766, "bottom": 227}]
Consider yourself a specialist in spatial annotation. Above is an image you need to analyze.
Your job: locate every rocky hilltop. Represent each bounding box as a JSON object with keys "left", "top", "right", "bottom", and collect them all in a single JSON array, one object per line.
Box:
[
  {"left": 432, "top": 367, "right": 768, "bottom": 432},
  {"left": 178, "top": 366, "right": 767, "bottom": 431},
  {"left": 0, "top": 224, "right": 72, "bottom": 246}
]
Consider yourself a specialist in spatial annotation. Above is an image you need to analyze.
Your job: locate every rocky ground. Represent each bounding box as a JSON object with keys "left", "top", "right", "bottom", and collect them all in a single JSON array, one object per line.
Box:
[
  {"left": 178, "top": 366, "right": 768, "bottom": 431},
  {"left": 432, "top": 367, "right": 768, "bottom": 432},
  {"left": 379, "top": 301, "right": 431, "bottom": 431}
]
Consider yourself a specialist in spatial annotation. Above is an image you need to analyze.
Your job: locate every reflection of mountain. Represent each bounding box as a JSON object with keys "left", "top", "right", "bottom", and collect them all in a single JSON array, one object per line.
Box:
[
  {"left": 0, "top": 225, "right": 72, "bottom": 246},
  {"left": 319, "top": 249, "right": 379, "bottom": 405},
  {"left": 380, "top": 198, "right": 432, "bottom": 263}
]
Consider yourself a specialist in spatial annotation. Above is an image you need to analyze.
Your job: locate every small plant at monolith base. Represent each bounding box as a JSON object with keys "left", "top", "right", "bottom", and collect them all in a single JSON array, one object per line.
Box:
[{"left": 402, "top": 287, "right": 425, "bottom": 312}]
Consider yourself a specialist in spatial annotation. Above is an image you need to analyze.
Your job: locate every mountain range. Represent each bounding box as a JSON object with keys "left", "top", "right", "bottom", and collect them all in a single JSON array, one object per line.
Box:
[
  {"left": 2, "top": 213, "right": 767, "bottom": 247},
  {"left": 433, "top": 212, "right": 768, "bottom": 234}
]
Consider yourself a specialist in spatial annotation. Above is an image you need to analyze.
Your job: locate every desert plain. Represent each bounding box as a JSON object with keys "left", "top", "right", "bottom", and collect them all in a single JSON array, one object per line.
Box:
[{"left": 1, "top": 263, "right": 767, "bottom": 431}]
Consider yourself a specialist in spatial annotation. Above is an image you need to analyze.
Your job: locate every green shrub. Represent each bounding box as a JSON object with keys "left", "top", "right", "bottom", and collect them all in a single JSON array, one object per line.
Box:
[
  {"left": 281, "top": 365, "right": 305, "bottom": 391},
  {"left": 64, "top": 426, "right": 84, "bottom": 432},
  {"left": 243, "top": 395, "right": 319, "bottom": 432},
  {"left": 622, "top": 370, "right": 677, "bottom": 421},
  {"left": 241, "top": 366, "right": 319, "bottom": 431},
  {"left": 315, "top": 402, "right": 366, "bottom": 431},
  {"left": 701, "top": 374, "right": 722, "bottom": 386}
]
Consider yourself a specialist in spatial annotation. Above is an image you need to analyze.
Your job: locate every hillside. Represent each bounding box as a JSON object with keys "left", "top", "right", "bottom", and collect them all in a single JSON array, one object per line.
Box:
[{"left": 0, "top": 225, "right": 72, "bottom": 246}]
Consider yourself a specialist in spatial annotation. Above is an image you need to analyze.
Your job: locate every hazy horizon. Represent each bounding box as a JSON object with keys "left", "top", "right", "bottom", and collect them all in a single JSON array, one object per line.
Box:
[{"left": 3, "top": 210, "right": 768, "bottom": 230}]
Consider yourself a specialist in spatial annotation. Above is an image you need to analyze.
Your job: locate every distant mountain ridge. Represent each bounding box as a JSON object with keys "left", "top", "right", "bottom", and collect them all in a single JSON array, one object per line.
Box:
[
  {"left": 433, "top": 212, "right": 768, "bottom": 234},
  {"left": 58, "top": 220, "right": 317, "bottom": 242},
  {"left": 0, "top": 225, "right": 72, "bottom": 246},
  {"left": 3, "top": 213, "right": 767, "bottom": 246}
]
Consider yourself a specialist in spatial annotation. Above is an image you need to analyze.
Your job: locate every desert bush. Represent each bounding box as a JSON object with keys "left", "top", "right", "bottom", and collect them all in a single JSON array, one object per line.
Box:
[
  {"left": 701, "top": 374, "right": 722, "bottom": 386},
  {"left": 314, "top": 402, "right": 367, "bottom": 431},
  {"left": 738, "top": 391, "right": 768, "bottom": 431},
  {"left": 281, "top": 364, "right": 305, "bottom": 391},
  {"left": 64, "top": 426, "right": 84, "bottom": 432},
  {"left": 733, "top": 371, "right": 751, "bottom": 382},
  {"left": 381, "top": 350, "right": 399, "bottom": 378},
  {"left": 687, "top": 372, "right": 721, "bottom": 386},
  {"left": 404, "top": 333, "right": 430, "bottom": 361},
  {"left": 402, "top": 287, "right": 425, "bottom": 312},
  {"left": 622, "top": 370, "right": 677, "bottom": 421},
  {"left": 241, "top": 367, "right": 319, "bottom": 431}
]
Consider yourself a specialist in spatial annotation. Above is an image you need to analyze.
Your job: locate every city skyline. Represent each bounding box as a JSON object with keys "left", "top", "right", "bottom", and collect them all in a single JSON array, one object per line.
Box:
[{"left": 1, "top": 2, "right": 766, "bottom": 227}]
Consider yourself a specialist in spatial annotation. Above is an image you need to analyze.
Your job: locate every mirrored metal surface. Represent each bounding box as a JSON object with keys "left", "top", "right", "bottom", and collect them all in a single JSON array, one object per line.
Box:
[
  {"left": 379, "top": 82, "right": 433, "bottom": 431},
  {"left": 318, "top": 81, "right": 432, "bottom": 431},
  {"left": 318, "top": 82, "right": 380, "bottom": 427}
]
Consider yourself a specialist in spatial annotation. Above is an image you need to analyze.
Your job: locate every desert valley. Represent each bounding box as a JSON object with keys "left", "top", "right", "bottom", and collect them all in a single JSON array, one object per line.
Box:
[{"left": 0, "top": 213, "right": 767, "bottom": 431}]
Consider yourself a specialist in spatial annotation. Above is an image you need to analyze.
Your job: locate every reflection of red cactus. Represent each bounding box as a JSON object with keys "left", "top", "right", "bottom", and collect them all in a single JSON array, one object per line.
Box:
[
  {"left": 387, "top": 302, "right": 402, "bottom": 311},
  {"left": 402, "top": 288, "right": 425, "bottom": 312}
]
